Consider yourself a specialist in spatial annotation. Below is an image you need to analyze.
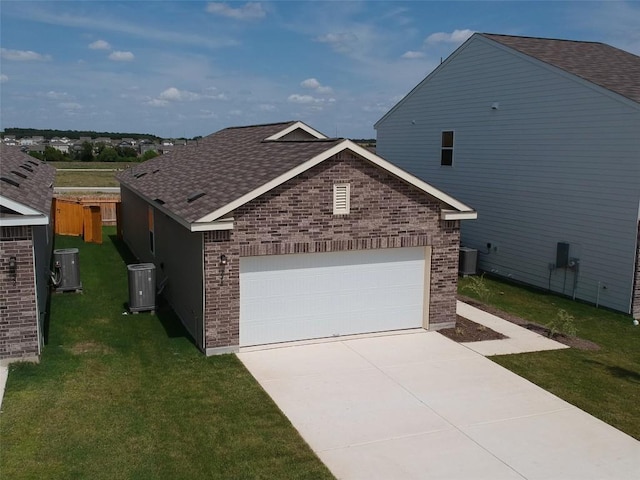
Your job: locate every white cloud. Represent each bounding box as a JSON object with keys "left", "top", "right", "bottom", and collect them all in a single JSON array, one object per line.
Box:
[
  {"left": 45, "top": 91, "right": 69, "bottom": 100},
  {"left": 146, "top": 98, "right": 169, "bottom": 107},
  {"left": 288, "top": 94, "right": 320, "bottom": 104},
  {"left": 301, "top": 78, "right": 333, "bottom": 94},
  {"left": 89, "top": 39, "right": 111, "bottom": 50},
  {"left": 159, "top": 87, "right": 200, "bottom": 101},
  {"left": 1, "top": 74, "right": 8, "bottom": 83},
  {"left": 401, "top": 50, "right": 425, "bottom": 59},
  {"left": 1, "top": 48, "right": 51, "bottom": 61},
  {"left": 206, "top": 2, "right": 266, "bottom": 21},
  {"left": 258, "top": 104, "right": 276, "bottom": 111},
  {"left": 315, "top": 32, "right": 359, "bottom": 53},
  {"left": 108, "top": 51, "right": 135, "bottom": 61},
  {"left": 59, "top": 102, "right": 82, "bottom": 110},
  {"left": 425, "top": 29, "right": 474, "bottom": 45}
]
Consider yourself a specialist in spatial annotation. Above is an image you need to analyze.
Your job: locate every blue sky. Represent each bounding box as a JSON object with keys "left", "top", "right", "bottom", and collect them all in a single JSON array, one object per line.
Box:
[{"left": 1, "top": 1, "right": 639, "bottom": 139}]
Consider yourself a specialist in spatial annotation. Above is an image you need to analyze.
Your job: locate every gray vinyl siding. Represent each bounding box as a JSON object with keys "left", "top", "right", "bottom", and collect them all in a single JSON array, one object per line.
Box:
[
  {"left": 153, "top": 211, "right": 203, "bottom": 348},
  {"left": 33, "top": 223, "right": 53, "bottom": 346},
  {"left": 120, "top": 185, "right": 204, "bottom": 346},
  {"left": 376, "top": 37, "right": 640, "bottom": 314}
]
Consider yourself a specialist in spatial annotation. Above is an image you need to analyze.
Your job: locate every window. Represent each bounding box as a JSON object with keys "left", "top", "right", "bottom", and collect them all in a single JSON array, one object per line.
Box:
[
  {"left": 333, "top": 183, "right": 350, "bottom": 215},
  {"left": 148, "top": 205, "right": 155, "bottom": 254},
  {"left": 441, "top": 131, "right": 454, "bottom": 166}
]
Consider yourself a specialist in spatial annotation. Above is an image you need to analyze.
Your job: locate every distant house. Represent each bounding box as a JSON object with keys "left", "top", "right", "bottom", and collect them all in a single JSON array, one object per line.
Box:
[
  {"left": 3, "top": 136, "right": 17, "bottom": 146},
  {"left": 375, "top": 33, "right": 640, "bottom": 318},
  {"left": 0, "top": 145, "right": 56, "bottom": 363},
  {"left": 49, "top": 140, "right": 70, "bottom": 154},
  {"left": 117, "top": 121, "right": 475, "bottom": 354}
]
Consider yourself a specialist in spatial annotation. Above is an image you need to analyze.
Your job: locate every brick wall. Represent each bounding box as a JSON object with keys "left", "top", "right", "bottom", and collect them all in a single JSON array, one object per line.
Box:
[
  {"left": 633, "top": 222, "right": 640, "bottom": 320},
  {"left": 203, "top": 152, "right": 460, "bottom": 351},
  {"left": 0, "top": 226, "right": 39, "bottom": 362}
]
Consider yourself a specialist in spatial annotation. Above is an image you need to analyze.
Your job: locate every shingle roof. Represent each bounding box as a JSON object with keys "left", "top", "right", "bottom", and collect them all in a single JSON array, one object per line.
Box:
[
  {"left": 117, "top": 122, "right": 344, "bottom": 224},
  {"left": 481, "top": 33, "right": 640, "bottom": 104},
  {"left": 0, "top": 145, "right": 56, "bottom": 215}
]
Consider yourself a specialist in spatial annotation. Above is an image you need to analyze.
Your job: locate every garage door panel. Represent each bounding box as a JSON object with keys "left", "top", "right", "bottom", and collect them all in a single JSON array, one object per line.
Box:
[{"left": 240, "top": 248, "right": 426, "bottom": 346}]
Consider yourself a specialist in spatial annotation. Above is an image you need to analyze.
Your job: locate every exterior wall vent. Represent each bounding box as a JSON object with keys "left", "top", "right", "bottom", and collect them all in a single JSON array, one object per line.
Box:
[
  {"left": 127, "top": 263, "right": 156, "bottom": 314},
  {"left": 459, "top": 247, "right": 478, "bottom": 276},
  {"left": 53, "top": 248, "right": 82, "bottom": 292},
  {"left": 333, "top": 183, "right": 350, "bottom": 214}
]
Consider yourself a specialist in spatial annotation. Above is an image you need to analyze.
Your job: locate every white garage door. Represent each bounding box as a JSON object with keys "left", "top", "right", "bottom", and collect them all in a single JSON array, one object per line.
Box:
[{"left": 239, "top": 247, "right": 428, "bottom": 346}]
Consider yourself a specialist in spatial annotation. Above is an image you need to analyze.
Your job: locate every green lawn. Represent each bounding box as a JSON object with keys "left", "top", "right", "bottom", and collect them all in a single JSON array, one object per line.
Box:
[
  {"left": 55, "top": 170, "right": 120, "bottom": 187},
  {"left": 53, "top": 161, "right": 134, "bottom": 169},
  {"left": 0, "top": 228, "right": 333, "bottom": 480},
  {"left": 459, "top": 275, "right": 640, "bottom": 440}
]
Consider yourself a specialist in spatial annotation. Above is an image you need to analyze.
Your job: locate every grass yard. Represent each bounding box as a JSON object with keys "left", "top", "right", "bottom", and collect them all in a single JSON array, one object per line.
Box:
[
  {"left": 459, "top": 275, "right": 640, "bottom": 440},
  {"left": 55, "top": 170, "right": 120, "bottom": 187},
  {"left": 53, "top": 161, "right": 134, "bottom": 169},
  {"left": 0, "top": 228, "right": 333, "bottom": 480}
]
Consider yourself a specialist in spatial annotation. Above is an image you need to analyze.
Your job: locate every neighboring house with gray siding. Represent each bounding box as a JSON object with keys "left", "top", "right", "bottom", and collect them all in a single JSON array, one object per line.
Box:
[
  {"left": 117, "top": 121, "right": 476, "bottom": 355},
  {"left": 0, "top": 145, "right": 56, "bottom": 363},
  {"left": 376, "top": 33, "right": 640, "bottom": 318}
]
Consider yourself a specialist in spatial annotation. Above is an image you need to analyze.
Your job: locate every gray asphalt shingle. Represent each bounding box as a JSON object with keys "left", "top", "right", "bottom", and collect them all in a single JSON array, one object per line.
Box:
[
  {"left": 0, "top": 145, "right": 56, "bottom": 216},
  {"left": 117, "top": 122, "right": 344, "bottom": 224}
]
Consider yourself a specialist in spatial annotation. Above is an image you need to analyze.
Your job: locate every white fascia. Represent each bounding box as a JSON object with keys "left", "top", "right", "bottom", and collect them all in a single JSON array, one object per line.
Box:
[
  {"left": 264, "top": 121, "right": 328, "bottom": 140},
  {"left": 0, "top": 195, "right": 49, "bottom": 226},
  {"left": 441, "top": 210, "right": 478, "bottom": 220}
]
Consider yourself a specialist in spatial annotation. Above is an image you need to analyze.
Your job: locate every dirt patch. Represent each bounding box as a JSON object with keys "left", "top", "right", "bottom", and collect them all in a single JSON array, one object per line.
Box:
[
  {"left": 457, "top": 294, "right": 600, "bottom": 351},
  {"left": 67, "top": 341, "right": 114, "bottom": 355},
  {"left": 439, "top": 315, "right": 507, "bottom": 343}
]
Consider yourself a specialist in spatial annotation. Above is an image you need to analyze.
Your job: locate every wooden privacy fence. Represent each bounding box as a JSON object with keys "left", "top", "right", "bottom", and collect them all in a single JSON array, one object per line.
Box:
[{"left": 53, "top": 196, "right": 121, "bottom": 244}]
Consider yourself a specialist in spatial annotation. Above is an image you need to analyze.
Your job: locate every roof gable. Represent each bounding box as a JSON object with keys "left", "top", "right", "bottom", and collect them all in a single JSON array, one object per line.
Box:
[
  {"left": 0, "top": 145, "right": 55, "bottom": 226},
  {"left": 481, "top": 34, "right": 640, "bottom": 104},
  {"left": 376, "top": 33, "right": 640, "bottom": 129},
  {"left": 118, "top": 121, "right": 475, "bottom": 231}
]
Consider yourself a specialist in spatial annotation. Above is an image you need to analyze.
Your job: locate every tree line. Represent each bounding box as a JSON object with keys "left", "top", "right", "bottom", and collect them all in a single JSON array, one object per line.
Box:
[
  {"left": 28, "top": 142, "right": 159, "bottom": 163},
  {"left": 3, "top": 127, "right": 162, "bottom": 142}
]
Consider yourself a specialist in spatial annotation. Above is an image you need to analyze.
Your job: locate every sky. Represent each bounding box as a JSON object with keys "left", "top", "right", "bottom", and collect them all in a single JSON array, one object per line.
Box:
[{"left": 1, "top": 1, "right": 639, "bottom": 140}]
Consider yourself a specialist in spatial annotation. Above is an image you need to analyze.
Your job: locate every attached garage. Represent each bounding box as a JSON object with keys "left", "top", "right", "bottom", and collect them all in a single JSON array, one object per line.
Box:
[
  {"left": 239, "top": 247, "right": 430, "bottom": 346},
  {"left": 118, "top": 121, "right": 476, "bottom": 355}
]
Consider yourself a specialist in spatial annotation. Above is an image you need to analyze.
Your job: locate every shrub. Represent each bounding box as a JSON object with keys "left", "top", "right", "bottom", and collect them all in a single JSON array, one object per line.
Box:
[
  {"left": 546, "top": 309, "right": 577, "bottom": 338},
  {"left": 462, "top": 273, "right": 492, "bottom": 303}
]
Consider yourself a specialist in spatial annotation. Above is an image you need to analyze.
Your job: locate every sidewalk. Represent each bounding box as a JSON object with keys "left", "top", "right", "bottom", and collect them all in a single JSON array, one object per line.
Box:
[{"left": 456, "top": 300, "right": 569, "bottom": 356}]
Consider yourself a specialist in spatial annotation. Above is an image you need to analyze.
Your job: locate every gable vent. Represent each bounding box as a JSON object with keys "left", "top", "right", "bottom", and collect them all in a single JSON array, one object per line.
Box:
[
  {"left": 333, "top": 183, "right": 350, "bottom": 215},
  {"left": 1, "top": 176, "right": 20, "bottom": 188},
  {"left": 187, "top": 192, "right": 206, "bottom": 203}
]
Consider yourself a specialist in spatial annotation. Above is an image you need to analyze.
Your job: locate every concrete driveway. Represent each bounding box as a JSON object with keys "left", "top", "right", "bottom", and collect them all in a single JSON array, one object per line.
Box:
[{"left": 238, "top": 331, "right": 640, "bottom": 480}]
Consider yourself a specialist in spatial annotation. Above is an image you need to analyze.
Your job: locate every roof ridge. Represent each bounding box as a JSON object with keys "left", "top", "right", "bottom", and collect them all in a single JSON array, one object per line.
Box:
[
  {"left": 223, "top": 120, "right": 297, "bottom": 131},
  {"left": 481, "top": 33, "right": 605, "bottom": 46}
]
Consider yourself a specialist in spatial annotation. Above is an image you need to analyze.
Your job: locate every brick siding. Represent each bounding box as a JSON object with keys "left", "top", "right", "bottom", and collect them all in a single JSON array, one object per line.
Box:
[
  {"left": 633, "top": 222, "right": 640, "bottom": 320},
  {"left": 0, "top": 226, "right": 39, "bottom": 361},
  {"left": 203, "top": 152, "right": 460, "bottom": 351}
]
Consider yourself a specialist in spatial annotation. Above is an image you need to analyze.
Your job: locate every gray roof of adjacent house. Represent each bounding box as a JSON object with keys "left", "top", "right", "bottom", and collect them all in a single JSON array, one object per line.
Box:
[
  {"left": 117, "top": 121, "right": 476, "bottom": 229},
  {"left": 0, "top": 144, "right": 56, "bottom": 218},
  {"left": 481, "top": 33, "right": 640, "bottom": 104}
]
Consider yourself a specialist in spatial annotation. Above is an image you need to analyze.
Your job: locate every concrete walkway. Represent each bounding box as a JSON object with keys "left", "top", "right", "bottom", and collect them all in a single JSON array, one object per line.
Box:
[
  {"left": 239, "top": 331, "right": 640, "bottom": 479},
  {"left": 456, "top": 300, "right": 569, "bottom": 356}
]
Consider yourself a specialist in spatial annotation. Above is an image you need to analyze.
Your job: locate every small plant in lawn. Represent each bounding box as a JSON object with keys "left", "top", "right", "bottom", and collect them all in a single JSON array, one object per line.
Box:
[
  {"left": 546, "top": 308, "right": 578, "bottom": 338},
  {"left": 462, "top": 273, "right": 492, "bottom": 303}
]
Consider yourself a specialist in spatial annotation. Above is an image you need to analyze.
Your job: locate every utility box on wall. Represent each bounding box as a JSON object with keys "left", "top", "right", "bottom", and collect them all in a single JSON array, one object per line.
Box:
[
  {"left": 53, "top": 248, "right": 82, "bottom": 292},
  {"left": 127, "top": 263, "right": 156, "bottom": 314}
]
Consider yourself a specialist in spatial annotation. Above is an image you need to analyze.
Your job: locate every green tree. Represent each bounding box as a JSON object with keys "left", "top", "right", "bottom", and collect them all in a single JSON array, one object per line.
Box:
[
  {"left": 28, "top": 151, "right": 44, "bottom": 160},
  {"left": 97, "top": 147, "right": 119, "bottom": 162},
  {"left": 43, "top": 146, "right": 66, "bottom": 162},
  {"left": 141, "top": 149, "right": 159, "bottom": 161},
  {"left": 116, "top": 145, "right": 138, "bottom": 159},
  {"left": 78, "top": 141, "right": 94, "bottom": 162}
]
